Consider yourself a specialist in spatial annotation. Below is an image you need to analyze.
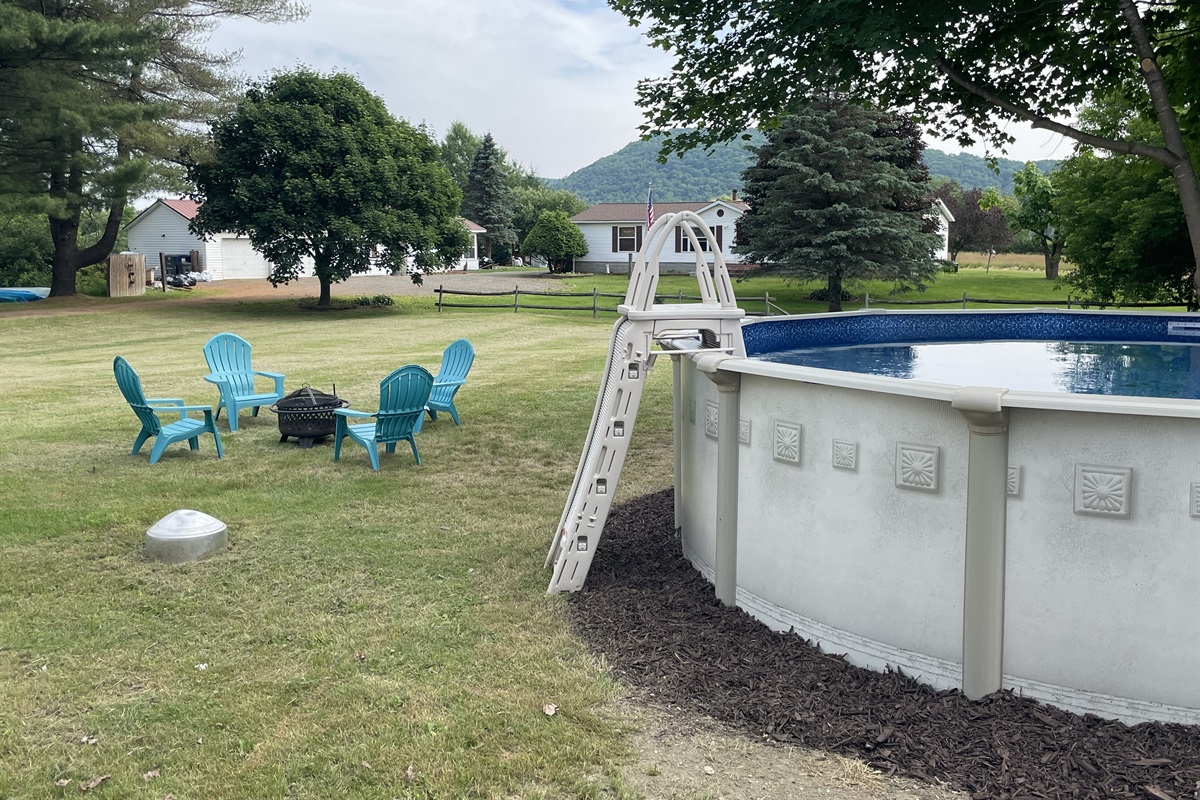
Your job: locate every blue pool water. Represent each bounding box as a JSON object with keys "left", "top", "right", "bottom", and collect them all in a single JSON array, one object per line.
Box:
[{"left": 758, "top": 340, "right": 1200, "bottom": 399}]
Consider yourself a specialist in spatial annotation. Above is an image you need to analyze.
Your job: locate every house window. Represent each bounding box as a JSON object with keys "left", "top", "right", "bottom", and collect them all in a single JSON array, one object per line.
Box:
[
  {"left": 680, "top": 226, "right": 709, "bottom": 252},
  {"left": 613, "top": 226, "right": 639, "bottom": 252}
]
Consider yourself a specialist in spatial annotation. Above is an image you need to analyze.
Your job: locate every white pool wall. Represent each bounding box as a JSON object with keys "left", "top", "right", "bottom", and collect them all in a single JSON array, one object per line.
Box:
[{"left": 675, "top": 309, "right": 1200, "bottom": 725}]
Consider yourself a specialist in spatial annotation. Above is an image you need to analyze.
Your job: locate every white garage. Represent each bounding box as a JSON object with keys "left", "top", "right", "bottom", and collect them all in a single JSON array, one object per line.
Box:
[
  {"left": 124, "top": 198, "right": 292, "bottom": 281},
  {"left": 219, "top": 237, "right": 266, "bottom": 280}
]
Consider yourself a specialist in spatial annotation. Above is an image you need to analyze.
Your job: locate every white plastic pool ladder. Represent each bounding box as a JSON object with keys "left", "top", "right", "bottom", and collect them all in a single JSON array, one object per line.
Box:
[{"left": 546, "top": 211, "right": 747, "bottom": 593}]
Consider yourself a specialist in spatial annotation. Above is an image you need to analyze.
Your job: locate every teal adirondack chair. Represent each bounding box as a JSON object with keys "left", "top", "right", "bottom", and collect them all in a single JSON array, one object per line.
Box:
[
  {"left": 333, "top": 365, "right": 434, "bottom": 470},
  {"left": 202, "top": 333, "right": 285, "bottom": 431},
  {"left": 114, "top": 356, "right": 224, "bottom": 465},
  {"left": 414, "top": 338, "right": 475, "bottom": 434}
]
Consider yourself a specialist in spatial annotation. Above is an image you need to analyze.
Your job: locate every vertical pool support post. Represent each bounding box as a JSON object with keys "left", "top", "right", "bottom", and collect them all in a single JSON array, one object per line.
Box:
[
  {"left": 952, "top": 386, "right": 1010, "bottom": 700},
  {"left": 672, "top": 358, "right": 683, "bottom": 532},
  {"left": 697, "top": 355, "right": 741, "bottom": 606}
]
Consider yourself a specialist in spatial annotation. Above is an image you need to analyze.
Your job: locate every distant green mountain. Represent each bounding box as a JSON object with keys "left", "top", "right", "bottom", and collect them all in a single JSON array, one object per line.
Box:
[{"left": 550, "top": 133, "right": 1058, "bottom": 203}]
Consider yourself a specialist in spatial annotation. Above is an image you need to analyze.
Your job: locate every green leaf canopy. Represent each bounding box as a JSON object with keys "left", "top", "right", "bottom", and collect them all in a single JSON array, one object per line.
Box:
[{"left": 188, "top": 69, "right": 468, "bottom": 305}]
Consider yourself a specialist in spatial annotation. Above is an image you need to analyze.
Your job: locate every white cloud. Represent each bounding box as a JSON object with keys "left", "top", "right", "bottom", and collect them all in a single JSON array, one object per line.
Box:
[
  {"left": 206, "top": 2, "right": 1078, "bottom": 181},
  {"left": 205, "top": 0, "right": 672, "bottom": 178}
]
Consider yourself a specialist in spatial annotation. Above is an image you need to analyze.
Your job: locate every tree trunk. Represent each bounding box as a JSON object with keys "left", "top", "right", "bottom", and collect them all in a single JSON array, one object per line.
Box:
[
  {"left": 1119, "top": 0, "right": 1200, "bottom": 305},
  {"left": 318, "top": 275, "right": 332, "bottom": 306},
  {"left": 827, "top": 271, "right": 843, "bottom": 312},
  {"left": 47, "top": 137, "right": 127, "bottom": 297},
  {"left": 1041, "top": 236, "right": 1060, "bottom": 280}
]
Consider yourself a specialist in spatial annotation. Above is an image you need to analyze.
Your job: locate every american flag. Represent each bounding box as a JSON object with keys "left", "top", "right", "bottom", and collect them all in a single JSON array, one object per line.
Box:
[{"left": 646, "top": 186, "right": 654, "bottom": 228}]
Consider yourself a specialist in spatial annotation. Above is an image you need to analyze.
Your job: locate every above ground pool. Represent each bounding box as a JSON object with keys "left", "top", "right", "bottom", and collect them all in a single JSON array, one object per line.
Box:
[{"left": 675, "top": 309, "right": 1200, "bottom": 725}]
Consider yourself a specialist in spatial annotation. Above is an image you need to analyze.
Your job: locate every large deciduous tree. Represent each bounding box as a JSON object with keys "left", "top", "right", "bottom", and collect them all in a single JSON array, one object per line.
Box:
[
  {"left": 1058, "top": 151, "right": 1196, "bottom": 308},
  {"left": 0, "top": 0, "right": 301, "bottom": 297},
  {"left": 739, "top": 103, "right": 941, "bottom": 312},
  {"left": 187, "top": 69, "right": 468, "bottom": 307},
  {"left": 612, "top": 0, "right": 1200, "bottom": 301},
  {"left": 1008, "top": 164, "right": 1064, "bottom": 279},
  {"left": 462, "top": 133, "right": 517, "bottom": 261},
  {"left": 522, "top": 210, "right": 588, "bottom": 273},
  {"left": 512, "top": 186, "right": 588, "bottom": 257}
]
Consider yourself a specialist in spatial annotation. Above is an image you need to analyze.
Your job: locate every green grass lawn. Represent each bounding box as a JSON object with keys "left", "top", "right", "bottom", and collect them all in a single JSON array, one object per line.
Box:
[
  {"left": 0, "top": 301, "right": 674, "bottom": 799},
  {"left": 0, "top": 273, "right": 1185, "bottom": 798}
]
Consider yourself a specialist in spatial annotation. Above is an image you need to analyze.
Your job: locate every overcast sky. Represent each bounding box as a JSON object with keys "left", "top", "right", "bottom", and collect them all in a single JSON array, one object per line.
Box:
[{"left": 205, "top": 0, "right": 1075, "bottom": 180}]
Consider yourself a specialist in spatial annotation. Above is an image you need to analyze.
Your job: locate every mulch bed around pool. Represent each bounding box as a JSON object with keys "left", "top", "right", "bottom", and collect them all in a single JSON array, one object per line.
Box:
[{"left": 569, "top": 490, "right": 1200, "bottom": 800}]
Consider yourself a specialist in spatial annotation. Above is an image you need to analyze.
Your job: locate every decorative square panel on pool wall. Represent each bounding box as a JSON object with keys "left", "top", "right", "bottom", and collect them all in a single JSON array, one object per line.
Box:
[
  {"left": 773, "top": 421, "right": 801, "bottom": 464},
  {"left": 1074, "top": 464, "right": 1133, "bottom": 519},
  {"left": 1007, "top": 465, "right": 1022, "bottom": 497},
  {"left": 832, "top": 439, "right": 857, "bottom": 471},
  {"left": 704, "top": 400, "right": 719, "bottom": 440},
  {"left": 688, "top": 399, "right": 695, "bottom": 424},
  {"left": 896, "top": 443, "right": 940, "bottom": 493},
  {"left": 739, "top": 418, "right": 751, "bottom": 445},
  {"left": 1190, "top": 482, "right": 1200, "bottom": 519}
]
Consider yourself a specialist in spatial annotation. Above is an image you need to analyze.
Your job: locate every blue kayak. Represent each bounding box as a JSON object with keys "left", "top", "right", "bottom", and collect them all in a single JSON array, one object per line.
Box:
[{"left": 0, "top": 288, "right": 49, "bottom": 302}]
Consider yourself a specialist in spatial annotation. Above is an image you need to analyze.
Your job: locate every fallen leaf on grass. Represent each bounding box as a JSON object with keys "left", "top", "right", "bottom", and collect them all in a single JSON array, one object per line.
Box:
[
  {"left": 80, "top": 775, "right": 109, "bottom": 791},
  {"left": 542, "top": 703, "right": 558, "bottom": 716},
  {"left": 354, "top": 652, "right": 366, "bottom": 662},
  {"left": 405, "top": 764, "right": 416, "bottom": 783},
  {"left": 80, "top": 735, "right": 98, "bottom": 745},
  {"left": 143, "top": 767, "right": 160, "bottom": 781},
  {"left": 54, "top": 779, "right": 71, "bottom": 787},
  {"left": 361, "top": 761, "right": 371, "bottom": 770}
]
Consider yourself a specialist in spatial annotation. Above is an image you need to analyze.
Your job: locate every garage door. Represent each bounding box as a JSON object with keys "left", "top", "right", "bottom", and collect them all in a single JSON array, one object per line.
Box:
[{"left": 220, "top": 238, "right": 270, "bottom": 280}]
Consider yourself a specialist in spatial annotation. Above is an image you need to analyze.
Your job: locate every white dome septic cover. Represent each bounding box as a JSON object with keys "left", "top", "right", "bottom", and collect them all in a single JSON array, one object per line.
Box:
[{"left": 145, "top": 509, "right": 228, "bottom": 564}]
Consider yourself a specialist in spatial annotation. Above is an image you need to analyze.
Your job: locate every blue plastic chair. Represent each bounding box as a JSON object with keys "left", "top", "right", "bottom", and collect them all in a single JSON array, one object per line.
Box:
[
  {"left": 114, "top": 356, "right": 224, "bottom": 464},
  {"left": 414, "top": 338, "right": 474, "bottom": 434},
  {"left": 333, "top": 365, "right": 434, "bottom": 471},
  {"left": 202, "top": 333, "right": 285, "bottom": 431}
]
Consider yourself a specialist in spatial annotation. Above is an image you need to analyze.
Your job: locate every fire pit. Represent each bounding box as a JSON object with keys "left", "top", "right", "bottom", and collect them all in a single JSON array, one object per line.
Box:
[{"left": 269, "top": 386, "right": 349, "bottom": 448}]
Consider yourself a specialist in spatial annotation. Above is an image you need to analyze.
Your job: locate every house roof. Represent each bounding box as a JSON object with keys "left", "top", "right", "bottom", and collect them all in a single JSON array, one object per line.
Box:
[
  {"left": 460, "top": 218, "right": 486, "bottom": 233},
  {"left": 161, "top": 198, "right": 201, "bottom": 220},
  {"left": 931, "top": 198, "right": 955, "bottom": 223},
  {"left": 572, "top": 200, "right": 749, "bottom": 223}
]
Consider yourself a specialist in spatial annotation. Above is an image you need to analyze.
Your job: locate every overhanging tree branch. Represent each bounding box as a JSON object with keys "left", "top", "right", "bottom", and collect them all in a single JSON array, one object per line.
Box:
[{"left": 932, "top": 54, "right": 1178, "bottom": 166}]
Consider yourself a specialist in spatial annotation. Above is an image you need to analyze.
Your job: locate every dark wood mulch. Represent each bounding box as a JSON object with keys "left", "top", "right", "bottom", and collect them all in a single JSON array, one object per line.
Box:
[{"left": 569, "top": 489, "right": 1200, "bottom": 800}]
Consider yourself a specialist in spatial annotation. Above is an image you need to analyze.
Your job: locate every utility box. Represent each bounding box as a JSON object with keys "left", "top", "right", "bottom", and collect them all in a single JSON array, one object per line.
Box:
[{"left": 107, "top": 252, "right": 147, "bottom": 297}]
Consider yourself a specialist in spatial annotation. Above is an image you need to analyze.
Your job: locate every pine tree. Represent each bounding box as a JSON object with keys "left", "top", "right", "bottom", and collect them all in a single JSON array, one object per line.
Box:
[
  {"left": 740, "top": 102, "right": 941, "bottom": 311},
  {"left": 462, "top": 133, "right": 517, "bottom": 260},
  {"left": 0, "top": 0, "right": 301, "bottom": 296}
]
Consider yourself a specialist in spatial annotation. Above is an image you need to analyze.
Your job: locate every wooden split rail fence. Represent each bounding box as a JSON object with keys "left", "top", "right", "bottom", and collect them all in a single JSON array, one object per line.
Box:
[
  {"left": 434, "top": 285, "right": 791, "bottom": 317},
  {"left": 434, "top": 285, "right": 1182, "bottom": 316},
  {"left": 863, "top": 292, "right": 1183, "bottom": 310}
]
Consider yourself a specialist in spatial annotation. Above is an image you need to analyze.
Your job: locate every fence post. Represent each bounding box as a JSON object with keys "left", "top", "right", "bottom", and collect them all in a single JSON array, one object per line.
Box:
[
  {"left": 764, "top": 292, "right": 770, "bottom": 316},
  {"left": 437, "top": 284, "right": 443, "bottom": 313},
  {"left": 514, "top": 286, "right": 519, "bottom": 313},
  {"left": 864, "top": 292, "right": 870, "bottom": 308},
  {"left": 678, "top": 289, "right": 683, "bottom": 304},
  {"left": 962, "top": 292, "right": 968, "bottom": 309},
  {"left": 1067, "top": 294, "right": 1071, "bottom": 309},
  {"left": 593, "top": 287, "right": 598, "bottom": 318}
]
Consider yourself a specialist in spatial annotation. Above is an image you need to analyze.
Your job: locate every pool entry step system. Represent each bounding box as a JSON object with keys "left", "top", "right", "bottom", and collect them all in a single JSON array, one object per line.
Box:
[{"left": 546, "top": 211, "right": 746, "bottom": 594}]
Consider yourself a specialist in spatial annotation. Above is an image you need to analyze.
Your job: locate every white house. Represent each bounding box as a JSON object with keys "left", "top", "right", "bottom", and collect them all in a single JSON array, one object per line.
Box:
[
  {"left": 570, "top": 199, "right": 751, "bottom": 274},
  {"left": 124, "top": 198, "right": 486, "bottom": 279},
  {"left": 931, "top": 198, "right": 955, "bottom": 261}
]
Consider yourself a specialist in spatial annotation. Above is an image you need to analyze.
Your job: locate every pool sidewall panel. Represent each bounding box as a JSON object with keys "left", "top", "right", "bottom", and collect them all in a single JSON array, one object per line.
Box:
[
  {"left": 676, "top": 344, "right": 1200, "bottom": 724},
  {"left": 1004, "top": 408, "right": 1200, "bottom": 711}
]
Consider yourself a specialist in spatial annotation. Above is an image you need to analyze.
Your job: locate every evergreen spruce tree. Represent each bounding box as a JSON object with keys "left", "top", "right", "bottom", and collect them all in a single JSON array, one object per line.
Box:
[
  {"left": 462, "top": 133, "right": 517, "bottom": 261},
  {"left": 740, "top": 102, "right": 941, "bottom": 311}
]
